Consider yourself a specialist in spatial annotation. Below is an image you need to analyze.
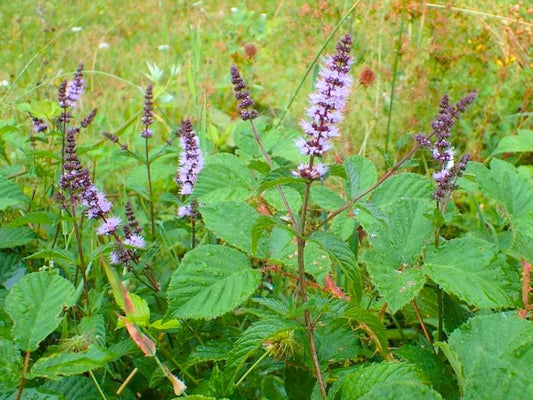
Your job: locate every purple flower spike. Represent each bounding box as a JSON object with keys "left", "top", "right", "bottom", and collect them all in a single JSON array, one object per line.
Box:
[
  {"left": 231, "top": 65, "right": 259, "bottom": 121},
  {"left": 141, "top": 85, "right": 154, "bottom": 138},
  {"left": 175, "top": 119, "right": 203, "bottom": 196},
  {"left": 124, "top": 234, "right": 146, "bottom": 249},
  {"left": 65, "top": 64, "right": 85, "bottom": 108},
  {"left": 417, "top": 91, "right": 477, "bottom": 201},
  {"left": 294, "top": 34, "right": 353, "bottom": 179},
  {"left": 31, "top": 115, "right": 48, "bottom": 134},
  {"left": 60, "top": 129, "right": 91, "bottom": 192},
  {"left": 177, "top": 204, "right": 193, "bottom": 218}
]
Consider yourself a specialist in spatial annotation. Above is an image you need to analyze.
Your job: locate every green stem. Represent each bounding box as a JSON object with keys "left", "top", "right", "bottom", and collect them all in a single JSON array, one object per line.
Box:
[
  {"left": 235, "top": 351, "right": 270, "bottom": 387},
  {"left": 15, "top": 351, "right": 31, "bottom": 400},
  {"left": 89, "top": 370, "right": 108, "bottom": 400},
  {"left": 70, "top": 201, "right": 90, "bottom": 307}
]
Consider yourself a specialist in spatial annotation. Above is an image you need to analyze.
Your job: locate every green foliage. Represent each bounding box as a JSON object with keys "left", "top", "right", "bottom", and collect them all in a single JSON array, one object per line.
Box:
[
  {"left": 167, "top": 245, "right": 261, "bottom": 319},
  {"left": 5, "top": 271, "right": 76, "bottom": 351}
]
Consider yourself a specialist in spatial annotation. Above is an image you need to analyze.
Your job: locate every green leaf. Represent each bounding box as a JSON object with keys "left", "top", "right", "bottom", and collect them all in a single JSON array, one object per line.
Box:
[
  {"left": 446, "top": 313, "right": 533, "bottom": 400},
  {"left": 331, "top": 211, "right": 358, "bottom": 241},
  {"left": 78, "top": 315, "right": 106, "bottom": 346},
  {"left": 42, "top": 376, "right": 100, "bottom": 400},
  {"left": 425, "top": 237, "right": 516, "bottom": 308},
  {"left": 361, "top": 199, "right": 433, "bottom": 312},
  {"left": 0, "top": 175, "right": 27, "bottom": 210},
  {"left": 24, "top": 249, "right": 76, "bottom": 266},
  {"left": 193, "top": 154, "right": 253, "bottom": 203},
  {"left": 264, "top": 186, "right": 302, "bottom": 214},
  {"left": 309, "top": 185, "right": 345, "bottom": 210},
  {"left": 259, "top": 169, "right": 305, "bottom": 192},
  {"left": 310, "top": 231, "right": 362, "bottom": 303},
  {"left": 200, "top": 201, "right": 260, "bottom": 255},
  {"left": 469, "top": 159, "right": 533, "bottom": 218},
  {"left": 7, "top": 212, "right": 57, "bottom": 228},
  {"left": 0, "top": 388, "right": 61, "bottom": 400},
  {"left": 0, "top": 338, "right": 22, "bottom": 391},
  {"left": 5, "top": 271, "right": 76, "bottom": 351},
  {"left": 359, "top": 382, "right": 443, "bottom": 400},
  {"left": 395, "top": 345, "right": 458, "bottom": 399},
  {"left": 29, "top": 345, "right": 115, "bottom": 379},
  {"left": 251, "top": 215, "right": 296, "bottom": 255},
  {"left": 492, "top": 129, "right": 533, "bottom": 155},
  {"left": 167, "top": 245, "right": 261, "bottom": 319},
  {"left": 17, "top": 99, "right": 60, "bottom": 120},
  {"left": 0, "top": 228, "right": 37, "bottom": 249},
  {"left": 344, "top": 155, "right": 377, "bottom": 199},
  {"left": 371, "top": 173, "right": 433, "bottom": 208},
  {"left": 340, "top": 362, "right": 437, "bottom": 400}
]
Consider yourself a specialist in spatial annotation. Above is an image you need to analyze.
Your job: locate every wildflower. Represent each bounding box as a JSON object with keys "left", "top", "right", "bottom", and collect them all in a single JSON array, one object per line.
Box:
[
  {"left": 230, "top": 65, "right": 258, "bottom": 120},
  {"left": 81, "top": 108, "right": 98, "bottom": 128},
  {"left": 30, "top": 115, "right": 48, "bottom": 134},
  {"left": 65, "top": 64, "right": 85, "bottom": 108},
  {"left": 71, "top": 26, "right": 83, "bottom": 32},
  {"left": 81, "top": 185, "right": 113, "bottom": 219},
  {"left": 0, "top": 80, "right": 9, "bottom": 87},
  {"left": 98, "top": 42, "right": 110, "bottom": 49},
  {"left": 175, "top": 119, "right": 203, "bottom": 196},
  {"left": 141, "top": 85, "right": 154, "bottom": 138},
  {"left": 416, "top": 92, "right": 478, "bottom": 201},
  {"left": 97, "top": 216, "right": 121, "bottom": 236},
  {"left": 178, "top": 204, "right": 193, "bottom": 218},
  {"left": 124, "top": 234, "right": 146, "bottom": 249},
  {"left": 294, "top": 34, "right": 353, "bottom": 180},
  {"left": 158, "top": 44, "right": 170, "bottom": 51}
]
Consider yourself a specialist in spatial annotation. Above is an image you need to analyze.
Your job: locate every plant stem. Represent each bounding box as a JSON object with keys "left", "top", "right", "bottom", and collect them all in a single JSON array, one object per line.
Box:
[
  {"left": 116, "top": 368, "right": 138, "bottom": 395},
  {"left": 235, "top": 351, "right": 270, "bottom": 387},
  {"left": 15, "top": 351, "right": 31, "bottom": 400},
  {"left": 89, "top": 370, "right": 108, "bottom": 400},
  {"left": 71, "top": 201, "right": 89, "bottom": 306},
  {"left": 297, "top": 173, "right": 326, "bottom": 398},
  {"left": 411, "top": 299, "right": 436, "bottom": 353},
  {"left": 145, "top": 138, "right": 156, "bottom": 238}
]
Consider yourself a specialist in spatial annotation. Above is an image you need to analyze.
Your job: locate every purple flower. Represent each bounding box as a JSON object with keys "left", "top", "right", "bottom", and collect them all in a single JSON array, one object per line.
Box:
[
  {"left": 175, "top": 119, "right": 203, "bottom": 195},
  {"left": 81, "top": 108, "right": 98, "bottom": 128},
  {"left": 294, "top": 34, "right": 353, "bottom": 180},
  {"left": 230, "top": 65, "right": 258, "bottom": 121},
  {"left": 97, "top": 216, "right": 121, "bottom": 236},
  {"left": 124, "top": 234, "right": 145, "bottom": 249},
  {"left": 80, "top": 185, "right": 113, "bottom": 219},
  {"left": 30, "top": 115, "right": 48, "bottom": 134},
  {"left": 141, "top": 85, "right": 154, "bottom": 138},
  {"left": 293, "top": 162, "right": 328, "bottom": 181},
  {"left": 177, "top": 204, "right": 193, "bottom": 218},
  {"left": 65, "top": 64, "right": 85, "bottom": 108}
]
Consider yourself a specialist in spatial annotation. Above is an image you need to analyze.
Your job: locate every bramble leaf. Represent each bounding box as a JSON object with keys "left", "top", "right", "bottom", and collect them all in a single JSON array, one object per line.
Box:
[
  {"left": 167, "top": 245, "right": 261, "bottom": 320},
  {"left": 5, "top": 271, "right": 76, "bottom": 351}
]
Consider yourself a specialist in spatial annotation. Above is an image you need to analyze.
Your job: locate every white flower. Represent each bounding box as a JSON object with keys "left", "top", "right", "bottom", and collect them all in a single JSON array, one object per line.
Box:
[
  {"left": 0, "top": 80, "right": 9, "bottom": 87},
  {"left": 158, "top": 44, "right": 170, "bottom": 51},
  {"left": 72, "top": 26, "right": 83, "bottom": 32},
  {"left": 230, "top": 7, "right": 238, "bottom": 12},
  {"left": 97, "top": 216, "right": 121, "bottom": 236},
  {"left": 98, "top": 42, "right": 110, "bottom": 49}
]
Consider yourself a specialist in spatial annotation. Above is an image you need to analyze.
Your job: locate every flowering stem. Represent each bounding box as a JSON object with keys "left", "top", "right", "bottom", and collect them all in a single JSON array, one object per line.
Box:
[
  {"left": 145, "top": 138, "right": 156, "bottom": 237},
  {"left": 298, "top": 177, "right": 327, "bottom": 398},
  {"left": 70, "top": 200, "right": 89, "bottom": 305}
]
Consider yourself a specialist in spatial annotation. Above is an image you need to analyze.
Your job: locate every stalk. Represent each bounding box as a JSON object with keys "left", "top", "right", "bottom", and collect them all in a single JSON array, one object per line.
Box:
[{"left": 145, "top": 138, "right": 156, "bottom": 237}]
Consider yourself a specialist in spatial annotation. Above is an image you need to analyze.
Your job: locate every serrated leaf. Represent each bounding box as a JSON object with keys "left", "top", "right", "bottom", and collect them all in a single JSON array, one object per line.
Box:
[
  {"left": 42, "top": 376, "right": 100, "bottom": 400},
  {"left": 150, "top": 319, "right": 180, "bottom": 330},
  {"left": 187, "top": 339, "right": 233, "bottom": 366},
  {"left": 200, "top": 201, "right": 260, "bottom": 255},
  {"left": 359, "top": 381, "right": 443, "bottom": 400},
  {"left": 24, "top": 249, "right": 76, "bottom": 265},
  {"left": 167, "top": 245, "right": 261, "bottom": 319},
  {"left": 425, "top": 237, "right": 515, "bottom": 308},
  {"left": 251, "top": 216, "right": 296, "bottom": 255},
  {"left": 5, "top": 271, "right": 76, "bottom": 351},
  {"left": 0, "top": 338, "right": 22, "bottom": 391},
  {"left": 344, "top": 155, "right": 377, "bottom": 199},
  {"left": 0, "top": 175, "right": 27, "bottom": 210},
  {"left": 446, "top": 313, "right": 533, "bottom": 400},
  {"left": 17, "top": 99, "right": 60, "bottom": 120},
  {"left": 469, "top": 159, "right": 533, "bottom": 218},
  {"left": 340, "top": 362, "right": 435, "bottom": 400},
  {"left": 0, "top": 388, "right": 61, "bottom": 400},
  {"left": 361, "top": 199, "right": 433, "bottom": 312},
  {"left": 29, "top": 345, "right": 115, "bottom": 379},
  {"left": 193, "top": 154, "right": 253, "bottom": 203},
  {"left": 331, "top": 211, "right": 357, "bottom": 241},
  {"left": 371, "top": 173, "right": 433, "bottom": 208},
  {"left": 0, "top": 228, "right": 37, "bottom": 249},
  {"left": 78, "top": 315, "right": 106, "bottom": 346},
  {"left": 310, "top": 231, "right": 362, "bottom": 304},
  {"left": 259, "top": 169, "right": 305, "bottom": 192},
  {"left": 309, "top": 185, "right": 345, "bottom": 210},
  {"left": 264, "top": 186, "right": 302, "bottom": 214},
  {"left": 492, "top": 129, "right": 533, "bottom": 155}
]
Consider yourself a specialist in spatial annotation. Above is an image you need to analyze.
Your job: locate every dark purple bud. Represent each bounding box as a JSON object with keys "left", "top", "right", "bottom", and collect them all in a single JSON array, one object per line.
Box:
[{"left": 230, "top": 65, "right": 258, "bottom": 121}]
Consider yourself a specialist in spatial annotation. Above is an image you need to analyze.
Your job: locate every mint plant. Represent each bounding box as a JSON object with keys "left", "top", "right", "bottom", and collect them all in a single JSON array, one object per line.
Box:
[{"left": 0, "top": 31, "right": 531, "bottom": 400}]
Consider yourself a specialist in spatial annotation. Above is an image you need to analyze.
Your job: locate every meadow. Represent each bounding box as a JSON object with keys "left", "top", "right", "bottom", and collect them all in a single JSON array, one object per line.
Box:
[{"left": 0, "top": 1, "right": 532, "bottom": 399}]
